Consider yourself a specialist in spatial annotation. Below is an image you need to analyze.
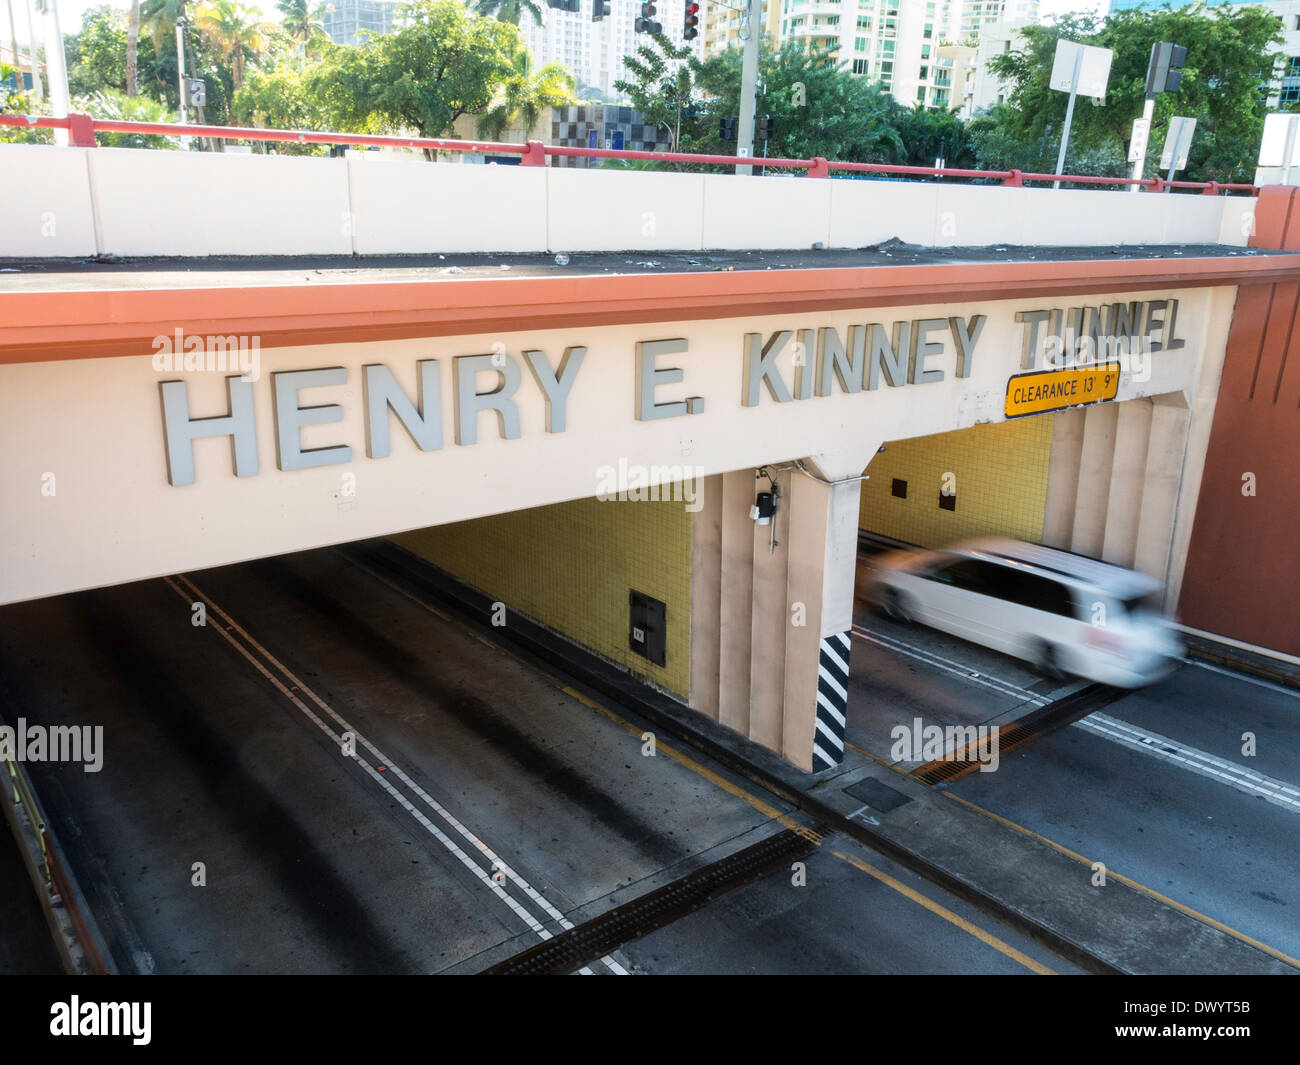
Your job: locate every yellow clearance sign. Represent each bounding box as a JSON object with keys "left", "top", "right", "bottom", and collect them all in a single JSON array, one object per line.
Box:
[{"left": 1004, "top": 365, "right": 1119, "bottom": 418}]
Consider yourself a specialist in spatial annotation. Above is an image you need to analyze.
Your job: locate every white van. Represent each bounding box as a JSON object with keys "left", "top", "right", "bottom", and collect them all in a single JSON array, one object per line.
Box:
[{"left": 861, "top": 537, "right": 1182, "bottom": 688}]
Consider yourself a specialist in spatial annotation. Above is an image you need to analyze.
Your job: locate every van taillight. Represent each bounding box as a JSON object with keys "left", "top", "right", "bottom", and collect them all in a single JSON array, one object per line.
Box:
[{"left": 1085, "top": 626, "right": 1127, "bottom": 656}]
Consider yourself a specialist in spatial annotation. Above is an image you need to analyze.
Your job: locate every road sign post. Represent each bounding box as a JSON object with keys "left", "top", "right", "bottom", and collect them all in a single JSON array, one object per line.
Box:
[
  {"left": 1049, "top": 39, "right": 1112, "bottom": 190},
  {"left": 1160, "top": 116, "right": 1196, "bottom": 183}
]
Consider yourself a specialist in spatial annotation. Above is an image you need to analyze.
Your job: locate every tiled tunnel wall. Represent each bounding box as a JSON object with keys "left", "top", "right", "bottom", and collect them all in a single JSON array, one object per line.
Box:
[
  {"left": 390, "top": 489, "right": 693, "bottom": 697},
  {"left": 857, "top": 416, "right": 1055, "bottom": 548}
]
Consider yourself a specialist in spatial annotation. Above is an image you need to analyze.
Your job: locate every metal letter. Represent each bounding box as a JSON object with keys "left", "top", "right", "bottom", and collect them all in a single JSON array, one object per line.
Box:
[
  {"left": 363, "top": 361, "right": 442, "bottom": 460},
  {"left": 742, "top": 332, "right": 793, "bottom": 406},
  {"left": 525, "top": 346, "right": 587, "bottom": 433},
  {"left": 160, "top": 376, "right": 259, "bottom": 487},
  {"left": 454, "top": 354, "right": 523, "bottom": 445}
]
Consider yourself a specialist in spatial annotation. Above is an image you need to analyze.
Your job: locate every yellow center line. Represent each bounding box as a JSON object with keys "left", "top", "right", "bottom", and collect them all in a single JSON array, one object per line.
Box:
[
  {"left": 942, "top": 791, "right": 1300, "bottom": 972},
  {"left": 341, "top": 550, "right": 1056, "bottom": 974},
  {"left": 829, "top": 848, "right": 1056, "bottom": 975}
]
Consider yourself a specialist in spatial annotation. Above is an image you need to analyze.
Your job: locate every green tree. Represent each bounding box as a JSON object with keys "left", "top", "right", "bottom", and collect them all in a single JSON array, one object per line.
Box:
[
  {"left": 276, "top": 0, "right": 332, "bottom": 58},
  {"left": 140, "top": 0, "right": 187, "bottom": 47},
  {"left": 127, "top": 0, "right": 141, "bottom": 96},
  {"left": 614, "top": 32, "right": 702, "bottom": 155},
  {"left": 476, "top": 41, "right": 575, "bottom": 140},
  {"left": 893, "top": 104, "right": 976, "bottom": 169},
  {"left": 231, "top": 65, "right": 330, "bottom": 150},
  {"left": 471, "top": 0, "right": 542, "bottom": 29},
  {"left": 309, "top": 0, "right": 517, "bottom": 140},
  {"left": 986, "top": 2, "right": 1284, "bottom": 183},
  {"left": 694, "top": 40, "right": 906, "bottom": 164},
  {"left": 75, "top": 88, "right": 183, "bottom": 146},
  {"left": 195, "top": 0, "right": 271, "bottom": 91}
]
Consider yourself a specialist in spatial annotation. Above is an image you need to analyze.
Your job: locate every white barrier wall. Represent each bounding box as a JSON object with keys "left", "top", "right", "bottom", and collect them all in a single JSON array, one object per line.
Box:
[{"left": 0, "top": 142, "right": 1257, "bottom": 259}]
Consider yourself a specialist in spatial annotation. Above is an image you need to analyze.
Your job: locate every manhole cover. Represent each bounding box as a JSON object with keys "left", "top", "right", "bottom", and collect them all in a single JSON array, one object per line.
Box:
[{"left": 843, "top": 777, "right": 912, "bottom": 813}]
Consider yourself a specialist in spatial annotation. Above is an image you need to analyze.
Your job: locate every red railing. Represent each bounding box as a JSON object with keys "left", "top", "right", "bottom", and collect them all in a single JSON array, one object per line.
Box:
[{"left": 0, "top": 111, "right": 1259, "bottom": 194}]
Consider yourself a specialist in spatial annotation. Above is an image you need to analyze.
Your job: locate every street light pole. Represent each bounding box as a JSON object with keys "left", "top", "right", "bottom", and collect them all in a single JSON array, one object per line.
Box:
[{"left": 175, "top": 17, "right": 188, "bottom": 125}]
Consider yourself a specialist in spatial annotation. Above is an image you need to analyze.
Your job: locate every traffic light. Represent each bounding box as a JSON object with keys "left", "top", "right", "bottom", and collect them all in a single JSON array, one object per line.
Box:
[
  {"left": 758, "top": 115, "right": 774, "bottom": 140},
  {"left": 719, "top": 116, "right": 736, "bottom": 140},
  {"left": 683, "top": 1, "right": 699, "bottom": 40},
  {"left": 591, "top": 0, "right": 609, "bottom": 19},
  {"left": 1145, "top": 41, "right": 1187, "bottom": 96},
  {"left": 546, "top": 0, "right": 579, "bottom": 10},
  {"left": 635, "top": 1, "right": 661, "bottom": 34}
]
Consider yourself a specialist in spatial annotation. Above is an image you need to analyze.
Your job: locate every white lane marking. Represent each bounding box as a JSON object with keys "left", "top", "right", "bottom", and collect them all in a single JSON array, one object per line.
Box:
[
  {"left": 1076, "top": 714, "right": 1300, "bottom": 815},
  {"left": 168, "top": 575, "right": 626, "bottom": 976},
  {"left": 1181, "top": 657, "right": 1300, "bottom": 701},
  {"left": 851, "top": 625, "right": 1054, "bottom": 707},
  {"left": 853, "top": 623, "right": 1300, "bottom": 805}
]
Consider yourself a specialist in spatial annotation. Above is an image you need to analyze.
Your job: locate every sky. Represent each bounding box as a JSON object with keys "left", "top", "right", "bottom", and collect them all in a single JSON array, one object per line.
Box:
[{"left": 14, "top": 0, "right": 1114, "bottom": 49}]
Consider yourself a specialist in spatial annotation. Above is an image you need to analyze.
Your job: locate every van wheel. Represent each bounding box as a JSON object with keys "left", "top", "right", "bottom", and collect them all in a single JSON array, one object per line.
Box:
[
  {"left": 882, "top": 588, "right": 913, "bottom": 624},
  {"left": 1034, "top": 640, "right": 1066, "bottom": 680}
]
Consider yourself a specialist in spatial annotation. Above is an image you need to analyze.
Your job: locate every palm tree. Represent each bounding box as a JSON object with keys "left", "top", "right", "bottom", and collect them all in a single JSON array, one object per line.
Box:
[
  {"left": 127, "top": 0, "right": 140, "bottom": 97},
  {"left": 476, "top": 43, "right": 576, "bottom": 141},
  {"left": 194, "top": 0, "right": 271, "bottom": 92},
  {"left": 139, "top": 0, "right": 188, "bottom": 47},
  {"left": 471, "top": 0, "right": 542, "bottom": 29},
  {"left": 276, "top": 0, "right": 331, "bottom": 57}
]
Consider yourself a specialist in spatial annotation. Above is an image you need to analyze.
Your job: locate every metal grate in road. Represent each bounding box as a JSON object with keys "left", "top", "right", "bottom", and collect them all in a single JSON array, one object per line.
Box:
[
  {"left": 481, "top": 828, "right": 816, "bottom": 975},
  {"left": 911, "top": 684, "right": 1123, "bottom": 786}
]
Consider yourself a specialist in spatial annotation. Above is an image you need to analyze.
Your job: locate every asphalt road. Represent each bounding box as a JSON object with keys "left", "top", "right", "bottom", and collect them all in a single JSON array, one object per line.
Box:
[
  {"left": 847, "top": 608, "right": 1300, "bottom": 966},
  {"left": 0, "top": 546, "right": 1082, "bottom": 975}
]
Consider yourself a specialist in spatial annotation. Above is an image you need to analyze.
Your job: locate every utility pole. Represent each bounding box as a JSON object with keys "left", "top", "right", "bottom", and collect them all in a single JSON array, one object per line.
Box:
[
  {"left": 736, "top": 0, "right": 759, "bottom": 176},
  {"left": 175, "top": 16, "right": 188, "bottom": 125}
]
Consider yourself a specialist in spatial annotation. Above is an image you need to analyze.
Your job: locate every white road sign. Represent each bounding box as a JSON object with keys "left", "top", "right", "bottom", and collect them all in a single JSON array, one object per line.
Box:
[{"left": 1050, "top": 39, "right": 1113, "bottom": 101}]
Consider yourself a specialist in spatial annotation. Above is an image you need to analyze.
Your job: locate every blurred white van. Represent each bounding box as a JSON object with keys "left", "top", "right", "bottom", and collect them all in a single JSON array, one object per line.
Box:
[{"left": 861, "top": 537, "right": 1182, "bottom": 688}]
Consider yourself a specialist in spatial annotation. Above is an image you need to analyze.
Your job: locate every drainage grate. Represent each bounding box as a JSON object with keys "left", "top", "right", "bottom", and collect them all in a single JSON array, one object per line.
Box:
[
  {"left": 481, "top": 828, "right": 816, "bottom": 975},
  {"left": 911, "top": 683, "right": 1123, "bottom": 786}
]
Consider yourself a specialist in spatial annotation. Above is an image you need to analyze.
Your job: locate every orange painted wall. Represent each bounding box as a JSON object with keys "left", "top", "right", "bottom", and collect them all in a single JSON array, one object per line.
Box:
[{"left": 1178, "top": 186, "right": 1300, "bottom": 654}]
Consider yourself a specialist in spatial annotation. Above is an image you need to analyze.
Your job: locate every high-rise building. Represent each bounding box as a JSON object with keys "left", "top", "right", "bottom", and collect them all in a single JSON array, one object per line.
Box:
[
  {"left": 760, "top": 0, "right": 1037, "bottom": 110},
  {"left": 518, "top": 0, "right": 704, "bottom": 103},
  {"left": 321, "top": 0, "right": 403, "bottom": 46}
]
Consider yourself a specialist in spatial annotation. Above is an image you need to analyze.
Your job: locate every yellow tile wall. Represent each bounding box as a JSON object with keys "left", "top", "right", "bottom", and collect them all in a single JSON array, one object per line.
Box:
[
  {"left": 391, "top": 489, "right": 693, "bottom": 697},
  {"left": 858, "top": 416, "right": 1054, "bottom": 547}
]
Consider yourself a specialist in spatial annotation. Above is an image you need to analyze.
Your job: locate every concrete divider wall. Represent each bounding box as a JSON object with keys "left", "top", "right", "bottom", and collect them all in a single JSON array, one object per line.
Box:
[
  {"left": 0, "top": 145, "right": 98, "bottom": 257},
  {"left": 89, "top": 148, "right": 354, "bottom": 257},
  {"left": 0, "top": 142, "right": 1256, "bottom": 258},
  {"left": 351, "top": 158, "right": 549, "bottom": 255}
]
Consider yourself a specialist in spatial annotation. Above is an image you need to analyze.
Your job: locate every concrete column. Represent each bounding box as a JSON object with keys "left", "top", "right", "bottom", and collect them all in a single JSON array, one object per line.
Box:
[
  {"left": 688, "top": 472, "right": 723, "bottom": 721},
  {"left": 1101, "top": 398, "right": 1153, "bottom": 568},
  {"left": 716, "top": 469, "right": 755, "bottom": 736},
  {"left": 1042, "top": 409, "right": 1085, "bottom": 549},
  {"left": 782, "top": 470, "right": 861, "bottom": 772},
  {"left": 748, "top": 467, "right": 791, "bottom": 753},
  {"left": 688, "top": 450, "right": 872, "bottom": 773},
  {"left": 1133, "top": 394, "right": 1191, "bottom": 599},
  {"left": 1071, "top": 402, "right": 1119, "bottom": 558}
]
